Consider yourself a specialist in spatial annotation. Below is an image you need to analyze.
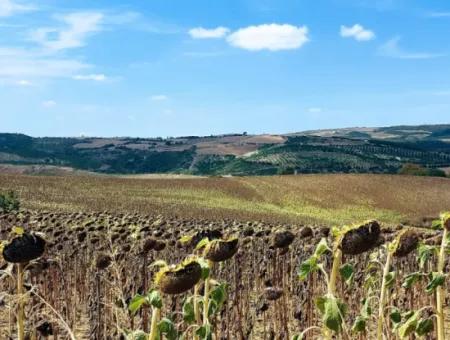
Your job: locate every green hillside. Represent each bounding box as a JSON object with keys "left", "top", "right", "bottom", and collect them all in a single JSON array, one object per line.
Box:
[{"left": 1, "top": 124, "right": 450, "bottom": 176}]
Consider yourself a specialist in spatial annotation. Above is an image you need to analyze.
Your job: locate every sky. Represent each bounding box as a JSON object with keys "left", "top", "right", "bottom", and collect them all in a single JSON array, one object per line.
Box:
[{"left": 1, "top": 0, "right": 450, "bottom": 137}]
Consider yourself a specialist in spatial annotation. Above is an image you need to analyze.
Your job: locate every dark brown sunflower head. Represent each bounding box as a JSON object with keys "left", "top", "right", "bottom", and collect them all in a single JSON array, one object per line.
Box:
[
  {"left": 442, "top": 212, "right": 450, "bottom": 231},
  {"left": 264, "top": 287, "right": 283, "bottom": 301},
  {"left": 95, "top": 253, "right": 112, "bottom": 270},
  {"left": 157, "top": 261, "right": 202, "bottom": 295},
  {"left": 2, "top": 232, "right": 46, "bottom": 263},
  {"left": 340, "top": 220, "right": 381, "bottom": 255},
  {"left": 273, "top": 230, "right": 295, "bottom": 248},
  {"left": 205, "top": 238, "right": 239, "bottom": 262},
  {"left": 393, "top": 230, "right": 420, "bottom": 257}
]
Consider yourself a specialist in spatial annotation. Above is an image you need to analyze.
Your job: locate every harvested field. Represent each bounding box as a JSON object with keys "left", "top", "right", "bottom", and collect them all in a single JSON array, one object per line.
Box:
[{"left": 0, "top": 174, "right": 449, "bottom": 225}]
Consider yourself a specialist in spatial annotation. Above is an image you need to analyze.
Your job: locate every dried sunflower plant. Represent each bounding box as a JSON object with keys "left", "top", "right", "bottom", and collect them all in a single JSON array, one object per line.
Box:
[{"left": 0, "top": 227, "right": 75, "bottom": 340}]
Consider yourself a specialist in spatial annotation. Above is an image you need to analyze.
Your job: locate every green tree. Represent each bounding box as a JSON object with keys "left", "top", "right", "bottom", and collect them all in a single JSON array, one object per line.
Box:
[{"left": 0, "top": 191, "right": 20, "bottom": 212}]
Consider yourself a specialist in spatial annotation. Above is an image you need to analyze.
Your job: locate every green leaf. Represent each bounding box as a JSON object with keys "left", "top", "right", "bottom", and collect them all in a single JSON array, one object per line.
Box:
[
  {"left": 292, "top": 333, "right": 305, "bottom": 340},
  {"left": 402, "top": 272, "right": 423, "bottom": 289},
  {"left": 352, "top": 315, "right": 367, "bottom": 333},
  {"left": 197, "top": 257, "right": 210, "bottom": 280},
  {"left": 415, "top": 318, "right": 434, "bottom": 336},
  {"left": 340, "top": 263, "right": 354, "bottom": 286},
  {"left": 195, "top": 324, "right": 212, "bottom": 340},
  {"left": 126, "top": 330, "right": 148, "bottom": 340},
  {"left": 425, "top": 272, "right": 446, "bottom": 294},
  {"left": 298, "top": 256, "right": 318, "bottom": 281},
  {"left": 385, "top": 271, "right": 396, "bottom": 289},
  {"left": 209, "top": 283, "right": 227, "bottom": 315},
  {"left": 314, "top": 238, "right": 331, "bottom": 257},
  {"left": 390, "top": 308, "right": 402, "bottom": 325},
  {"left": 128, "top": 294, "right": 148, "bottom": 315},
  {"left": 321, "top": 295, "right": 346, "bottom": 333},
  {"left": 431, "top": 219, "right": 442, "bottom": 230},
  {"left": 418, "top": 243, "right": 437, "bottom": 269},
  {"left": 207, "top": 299, "right": 218, "bottom": 317},
  {"left": 182, "top": 297, "right": 195, "bottom": 324},
  {"left": 315, "top": 296, "right": 327, "bottom": 314},
  {"left": 398, "top": 312, "right": 419, "bottom": 339},
  {"left": 148, "top": 290, "right": 163, "bottom": 309},
  {"left": 361, "top": 298, "right": 372, "bottom": 318},
  {"left": 158, "top": 318, "right": 178, "bottom": 340},
  {"left": 363, "top": 274, "right": 377, "bottom": 291}
]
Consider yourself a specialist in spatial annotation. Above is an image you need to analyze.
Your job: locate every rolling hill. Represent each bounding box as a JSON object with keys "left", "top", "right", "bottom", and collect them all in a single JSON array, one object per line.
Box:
[{"left": 1, "top": 124, "right": 450, "bottom": 176}]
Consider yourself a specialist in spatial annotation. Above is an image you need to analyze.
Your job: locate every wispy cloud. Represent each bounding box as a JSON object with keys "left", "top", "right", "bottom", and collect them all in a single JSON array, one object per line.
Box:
[
  {"left": 340, "top": 24, "right": 375, "bottom": 41},
  {"left": 0, "top": 0, "right": 35, "bottom": 17},
  {"left": 73, "top": 74, "right": 107, "bottom": 81},
  {"left": 0, "top": 47, "right": 90, "bottom": 79},
  {"left": 29, "top": 12, "right": 104, "bottom": 51},
  {"left": 150, "top": 94, "right": 168, "bottom": 101},
  {"left": 308, "top": 107, "right": 322, "bottom": 113},
  {"left": 378, "top": 37, "right": 445, "bottom": 59},
  {"left": 427, "top": 12, "right": 450, "bottom": 18},
  {"left": 227, "top": 24, "right": 309, "bottom": 51},
  {"left": 189, "top": 27, "right": 229, "bottom": 39},
  {"left": 42, "top": 100, "right": 56, "bottom": 108},
  {"left": 16, "top": 79, "right": 32, "bottom": 86}
]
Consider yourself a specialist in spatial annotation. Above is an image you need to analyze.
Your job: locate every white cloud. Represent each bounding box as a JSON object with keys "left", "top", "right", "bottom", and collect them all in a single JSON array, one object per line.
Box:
[
  {"left": 0, "top": 48, "right": 90, "bottom": 79},
  {"left": 0, "top": 0, "right": 35, "bottom": 17},
  {"left": 308, "top": 107, "right": 322, "bottom": 113},
  {"left": 73, "top": 74, "right": 106, "bottom": 81},
  {"left": 16, "top": 79, "right": 32, "bottom": 86},
  {"left": 150, "top": 94, "right": 168, "bottom": 101},
  {"left": 189, "top": 27, "right": 230, "bottom": 39},
  {"left": 30, "top": 12, "right": 104, "bottom": 51},
  {"left": 378, "top": 36, "right": 444, "bottom": 59},
  {"left": 42, "top": 100, "right": 56, "bottom": 108},
  {"left": 340, "top": 24, "right": 375, "bottom": 41},
  {"left": 227, "top": 24, "right": 309, "bottom": 51}
]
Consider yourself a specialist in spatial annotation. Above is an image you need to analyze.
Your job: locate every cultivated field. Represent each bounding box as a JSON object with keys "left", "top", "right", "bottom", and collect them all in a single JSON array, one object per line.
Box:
[
  {"left": 1, "top": 174, "right": 450, "bottom": 226},
  {"left": 0, "top": 173, "right": 449, "bottom": 339}
]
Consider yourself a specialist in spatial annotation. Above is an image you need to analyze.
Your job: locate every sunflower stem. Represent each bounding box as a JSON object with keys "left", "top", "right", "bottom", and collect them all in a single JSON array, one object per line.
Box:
[
  {"left": 17, "top": 263, "right": 25, "bottom": 340},
  {"left": 148, "top": 306, "right": 160, "bottom": 340},
  {"left": 324, "top": 247, "right": 342, "bottom": 339},
  {"left": 203, "top": 260, "right": 213, "bottom": 326},
  {"left": 328, "top": 248, "right": 342, "bottom": 295},
  {"left": 436, "top": 227, "right": 447, "bottom": 340},
  {"left": 193, "top": 284, "right": 200, "bottom": 340},
  {"left": 377, "top": 248, "right": 392, "bottom": 340}
]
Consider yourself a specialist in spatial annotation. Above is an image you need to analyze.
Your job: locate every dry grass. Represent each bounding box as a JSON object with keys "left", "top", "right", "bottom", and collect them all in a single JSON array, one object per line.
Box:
[{"left": 1, "top": 173, "right": 449, "bottom": 225}]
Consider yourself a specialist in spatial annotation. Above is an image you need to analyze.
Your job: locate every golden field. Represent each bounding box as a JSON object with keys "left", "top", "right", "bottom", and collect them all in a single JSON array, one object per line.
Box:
[{"left": 1, "top": 173, "right": 449, "bottom": 225}]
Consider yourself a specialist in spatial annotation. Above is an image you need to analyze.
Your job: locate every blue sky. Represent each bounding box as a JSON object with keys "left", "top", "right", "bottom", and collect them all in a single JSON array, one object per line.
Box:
[{"left": 1, "top": 0, "right": 450, "bottom": 137}]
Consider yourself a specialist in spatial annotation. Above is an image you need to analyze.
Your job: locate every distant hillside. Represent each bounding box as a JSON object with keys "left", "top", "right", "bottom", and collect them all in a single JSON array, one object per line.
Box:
[{"left": 1, "top": 124, "right": 450, "bottom": 176}]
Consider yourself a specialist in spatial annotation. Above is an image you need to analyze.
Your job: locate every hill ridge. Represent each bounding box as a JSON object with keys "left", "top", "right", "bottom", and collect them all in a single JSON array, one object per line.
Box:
[{"left": 1, "top": 124, "right": 450, "bottom": 176}]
